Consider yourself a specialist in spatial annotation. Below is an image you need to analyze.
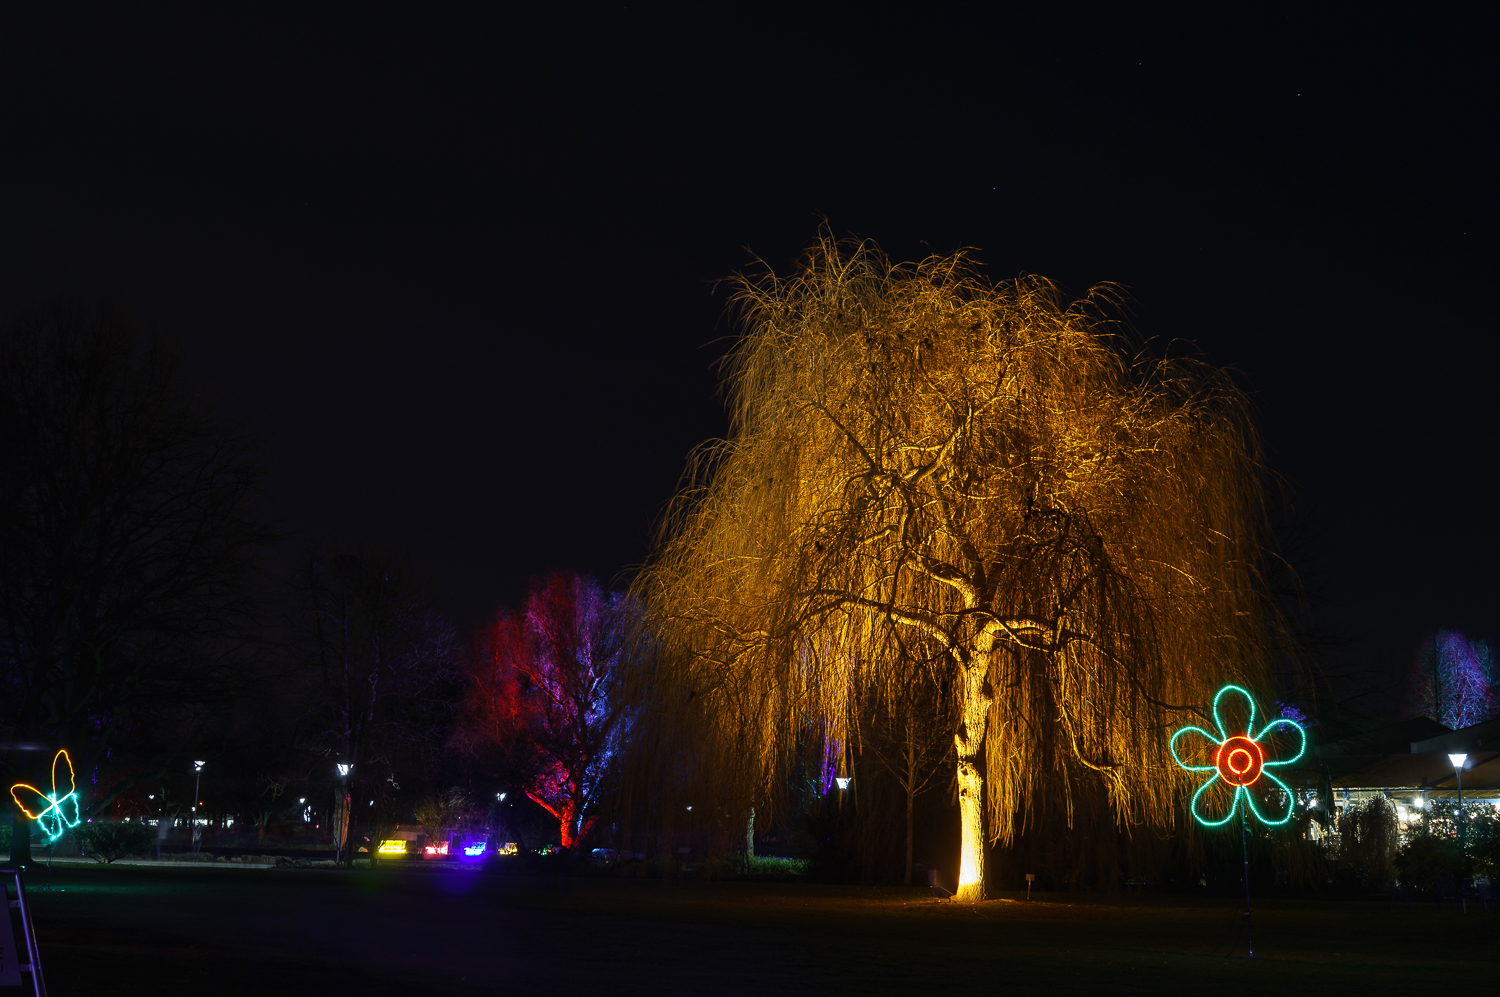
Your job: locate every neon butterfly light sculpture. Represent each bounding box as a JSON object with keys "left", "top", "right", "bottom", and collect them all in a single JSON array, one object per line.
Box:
[
  {"left": 10, "top": 749, "right": 83, "bottom": 843},
  {"left": 1169, "top": 685, "right": 1307, "bottom": 827}
]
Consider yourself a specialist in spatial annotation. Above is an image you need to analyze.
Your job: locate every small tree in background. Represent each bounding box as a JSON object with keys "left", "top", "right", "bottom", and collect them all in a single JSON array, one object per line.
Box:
[
  {"left": 1337, "top": 797, "right": 1398, "bottom": 888},
  {"left": 412, "top": 787, "right": 480, "bottom": 853},
  {"left": 866, "top": 646, "right": 952, "bottom": 886},
  {"left": 300, "top": 546, "right": 461, "bottom": 865},
  {"left": 453, "top": 572, "right": 629, "bottom": 850}
]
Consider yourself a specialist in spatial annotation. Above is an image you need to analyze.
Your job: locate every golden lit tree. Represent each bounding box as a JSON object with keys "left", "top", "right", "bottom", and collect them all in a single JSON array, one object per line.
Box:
[{"left": 627, "top": 235, "right": 1283, "bottom": 900}]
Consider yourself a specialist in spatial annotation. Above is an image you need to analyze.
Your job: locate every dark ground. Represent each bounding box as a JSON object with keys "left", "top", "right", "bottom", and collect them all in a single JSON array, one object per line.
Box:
[{"left": 13, "top": 863, "right": 1495, "bottom": 996}]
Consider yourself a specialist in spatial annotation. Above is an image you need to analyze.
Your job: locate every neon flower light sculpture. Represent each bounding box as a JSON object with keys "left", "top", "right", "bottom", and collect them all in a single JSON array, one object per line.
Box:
[
  {"left": 10, "top": 749, "right": 83, "bottom": 843},
  {"left": 1170, "top": 685, "right": 1306, "bottom": 827}
]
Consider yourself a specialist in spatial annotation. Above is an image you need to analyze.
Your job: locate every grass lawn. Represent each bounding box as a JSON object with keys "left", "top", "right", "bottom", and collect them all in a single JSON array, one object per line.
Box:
[{"left": 15, "top": 863, "right": 1495, "bottom": 995}]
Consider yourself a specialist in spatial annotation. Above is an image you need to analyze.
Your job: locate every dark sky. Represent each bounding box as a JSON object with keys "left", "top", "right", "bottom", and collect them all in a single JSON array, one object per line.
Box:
[{"left": 2, "top": 9, "right": 1493, "bottom": 716}]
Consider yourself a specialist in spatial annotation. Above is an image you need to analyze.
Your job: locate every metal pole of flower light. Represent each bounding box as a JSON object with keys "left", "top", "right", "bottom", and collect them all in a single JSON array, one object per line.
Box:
[
  {"left": 1240, "top": 807, "right": 1254, "bottom": 958},
  {"left": 1449, "top": 753, "right": 1467, "bottom": 913},
  {"left": 1170, "top": 685, "right": 1306, "bottom": 963},
  {"left": 191, "top": 761, "right": 205, "bottom": 854}
]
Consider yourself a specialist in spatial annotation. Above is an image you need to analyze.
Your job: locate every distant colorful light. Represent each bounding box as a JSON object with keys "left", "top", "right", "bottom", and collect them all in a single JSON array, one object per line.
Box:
[
  {"left": 10, "top": 749, "right": 83, "bottom": 843},
  {"left": 1170, "top": 685, "right": 1307, "bottom": 827},
  {"left": 463, "top": 843, "right": 486, "bottom": 856},
  {"left": 377, "top": 839, "right": 408, "bottom": 855}
]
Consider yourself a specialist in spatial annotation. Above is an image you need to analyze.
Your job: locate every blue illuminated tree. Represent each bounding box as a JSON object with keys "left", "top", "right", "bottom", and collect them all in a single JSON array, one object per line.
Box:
[{"left": 1409, "top": 629, "right": 1496, "bottom": 729}]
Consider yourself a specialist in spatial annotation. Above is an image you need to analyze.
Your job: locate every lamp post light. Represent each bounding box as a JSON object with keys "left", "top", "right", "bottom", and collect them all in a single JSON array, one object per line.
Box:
[{"left": 1449, "top": 752, "right": 1468, "bottom": 910}]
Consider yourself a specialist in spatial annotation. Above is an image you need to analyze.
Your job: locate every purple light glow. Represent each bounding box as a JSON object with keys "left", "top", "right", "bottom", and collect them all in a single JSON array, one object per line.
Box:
[{"left": 820, "top": 735, "right": 842, "bottom": 795}]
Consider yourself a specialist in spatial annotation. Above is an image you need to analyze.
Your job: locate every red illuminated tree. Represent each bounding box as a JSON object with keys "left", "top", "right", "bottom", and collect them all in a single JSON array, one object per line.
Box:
[{"left": 453, "top": 572, "right": 628, "bottom": 850}]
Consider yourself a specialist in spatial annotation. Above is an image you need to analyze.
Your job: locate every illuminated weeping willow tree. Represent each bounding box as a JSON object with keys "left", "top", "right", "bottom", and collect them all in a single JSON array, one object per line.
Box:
[{"left": 624, "top": 235, "right": 1284, "bottom": 900}]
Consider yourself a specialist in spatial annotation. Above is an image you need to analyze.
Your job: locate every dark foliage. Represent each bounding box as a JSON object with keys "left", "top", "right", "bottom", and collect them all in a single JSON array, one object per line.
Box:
[
  {"left": 76, "top": 820, "right": 157, "bottom": 863},
  {"left": 298, "top": 546, "right": 460, "bottom": 862},
  {"left": 0, "top": 302, "right": 274, "bottom": 860}
]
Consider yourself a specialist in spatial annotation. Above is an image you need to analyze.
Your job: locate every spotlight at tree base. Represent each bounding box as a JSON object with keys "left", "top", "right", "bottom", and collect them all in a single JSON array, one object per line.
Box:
[
  {"left": 1170, "top": 685, "right": 1307, "bottom": 827},
  {"left": 834, "top": 777, "right": 851, "bottom": 791},
  {"left": 10, "top": 749, "right": 83, "bottom": 843}
]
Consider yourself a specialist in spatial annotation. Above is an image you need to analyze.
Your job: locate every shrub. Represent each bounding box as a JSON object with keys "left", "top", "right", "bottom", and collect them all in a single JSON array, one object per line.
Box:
[
  {"left": 720, "top": 854, "right": 810, "bottom": 880},
  {"left": 1466, "top": 807, "right": 1500, "bottom": 880},
  {"left": 1394, "top": 834, "right": 1460, "bottom": 891},
  {"left": 76, "top": 821, "right": 158, "bottom": 863}
]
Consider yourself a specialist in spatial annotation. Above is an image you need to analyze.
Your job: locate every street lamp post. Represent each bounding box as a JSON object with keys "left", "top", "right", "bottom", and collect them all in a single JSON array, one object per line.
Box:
[
  {"left": 1449, "top": 753, "right": 1467, "bottom": 912},
  {"left": 191, "top": 761, "right": 205, "bottom": 853},
  {"left": 334, "top": 763, "right": 352, "bottom": 866}
]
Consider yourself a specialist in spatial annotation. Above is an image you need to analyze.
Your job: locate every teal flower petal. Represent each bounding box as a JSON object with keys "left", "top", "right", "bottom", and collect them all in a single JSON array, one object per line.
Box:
[
  {"left": 1190, "top": 776, "right": 1240, "bottom": 827},
  {"left": 1211, "top": 684, "right": 1258, "bottom": 741},
  {"left": 1260, "top": 716, "right": 1308, "bottom": 767},
  {"left": 1242, "top": 770, "right": 1295, "bottom": 826},
  {"left": 1170, "top": 726, "right": 1220, "bottom": 772}
]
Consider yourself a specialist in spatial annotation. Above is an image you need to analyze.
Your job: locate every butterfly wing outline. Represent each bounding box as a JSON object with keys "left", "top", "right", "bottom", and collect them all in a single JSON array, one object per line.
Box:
[
  {"left": 51, "top": 748, "right": 81, "bottom": 832},
  {"left": 9, "top": 749, "right": 82, "bottom": 842}
]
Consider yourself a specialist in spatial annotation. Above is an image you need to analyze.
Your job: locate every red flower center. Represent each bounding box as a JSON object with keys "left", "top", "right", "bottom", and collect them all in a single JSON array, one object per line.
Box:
[{"left": 1215, "top": 735, "right": 1264, "bottom": 787}]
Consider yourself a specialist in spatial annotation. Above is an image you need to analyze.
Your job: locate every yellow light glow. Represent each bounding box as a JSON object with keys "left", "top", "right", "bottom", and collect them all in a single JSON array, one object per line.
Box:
[
  {"left": 377, "top": 839, "right": 407, "bottom": 855},
  {"left": 958, "top": 852, "right": 981, "bottom": 888},
  {"left": 497, "top": 842, "right": 518, "bottom": 856}
]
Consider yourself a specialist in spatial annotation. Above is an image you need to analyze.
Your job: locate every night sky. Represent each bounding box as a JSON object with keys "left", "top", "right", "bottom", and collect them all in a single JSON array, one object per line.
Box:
[{"left": 2, "top": 10, "right": 1492, "bottom": 717}]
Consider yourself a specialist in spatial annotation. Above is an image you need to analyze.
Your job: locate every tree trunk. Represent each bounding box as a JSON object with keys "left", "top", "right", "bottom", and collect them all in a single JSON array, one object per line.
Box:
[
  {"left": 954, "top": 657, "right": 991, "bottom": 902},
  {"left": 904, "top": 788, "right": 914, "bottom": 886},
  {"left": 333, "top": 790, "right": 351, "bottom": 866},
  {"left": 9, "top": 808, "right": 31, "bottom": 869},
  {"left": 745, "top": 806, "right": 755, "bottom": 858},
  {"left": 903, "top": 735, "right": 915, "bottom": 886}
]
